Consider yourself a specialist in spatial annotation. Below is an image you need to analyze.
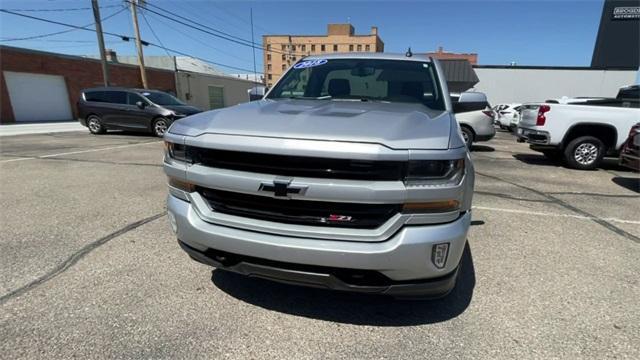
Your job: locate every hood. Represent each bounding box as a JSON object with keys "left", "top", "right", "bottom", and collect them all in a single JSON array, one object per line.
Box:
[
  {"left": 169, "top": 99, "right": 452, "bottom": 150},
  {"left": 163, "top": 105, "right": 202, "bottom": 116}
]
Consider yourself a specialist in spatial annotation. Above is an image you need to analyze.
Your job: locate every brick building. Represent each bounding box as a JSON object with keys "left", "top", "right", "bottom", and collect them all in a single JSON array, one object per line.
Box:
[
  {"left": 424, "top": 47, "right": 478, "bottom": 65},
  {"left": 262, "top": 24, "right": 384, "bottom": 87},
  {"left": 0, "top": 46, "right": 176, "bottom": 123}
]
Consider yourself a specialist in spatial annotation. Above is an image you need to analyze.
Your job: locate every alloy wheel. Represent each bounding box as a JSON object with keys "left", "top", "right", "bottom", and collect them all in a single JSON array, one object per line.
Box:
[
  {"left": 154, "top": 119, "right": 168, "bottom": 136},
  {"left": 88, "top": 118, "right": 101, "bottom": 133},
  {"left": 574, "top": 143, "right": 598, "bottom": 165}
]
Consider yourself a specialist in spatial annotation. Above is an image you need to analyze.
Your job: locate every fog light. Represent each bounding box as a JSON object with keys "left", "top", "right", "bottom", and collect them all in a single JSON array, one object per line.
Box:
[
  {"left": 431, "top": 243, "right": 449, "bottom": 269},
  {"left": 167, "top": 211, "right": 178, "bottom": 234}
]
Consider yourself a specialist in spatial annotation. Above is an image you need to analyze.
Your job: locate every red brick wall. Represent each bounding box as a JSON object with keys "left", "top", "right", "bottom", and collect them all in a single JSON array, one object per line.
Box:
[{"left": 0, "top": 46, "right": 176, "bottom": 123}]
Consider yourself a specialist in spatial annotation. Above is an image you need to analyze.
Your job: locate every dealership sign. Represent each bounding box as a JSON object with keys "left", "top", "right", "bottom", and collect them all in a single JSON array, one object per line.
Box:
[{"left": 612, "top": 6, "right": 640, "bottom": 20}]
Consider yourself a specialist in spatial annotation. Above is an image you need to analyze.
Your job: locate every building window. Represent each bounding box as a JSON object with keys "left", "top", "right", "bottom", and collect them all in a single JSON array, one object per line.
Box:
[
  {"left": 282, "top": 54, "right": 286, "bottom": 60},
  {"left": 268, "top": 74, "right": 272, "bottom": 80},
  {"left": 301, "top": 44, "right": 306, "bottom": 51},
  {"left": 267, "top": 54, "right": 271, "bottom": 61},
  {"left": 349, "top": 44, "right": 354, "bottom": 51},
  {"left": 267, "top": 44, "right": 271, "bottom": 51},
  {"left": 291, "top": 45, "right": 296, "bottom": 51},
  {"left": 321, "top": 44, "right": 325, "bottom": 52},
  {"left": 267, "top": 64, "right": 272, "bottom": 71},
  {"left": 333, "top": 44, "right": 338, "bottom": 52},
  {"left": 292, "top": 56, "right": 296, "bottom": 62},
  {"left": 357, "top": 44, "right": 362, "bottom": 51},
  {"left": 311, "top": 44, "right": 316, "bottom": 52},
  {"left": 208, "top": 86, "right": 224, "bottom": 110},
  {"left": 365, "top": 44, "right": 370, "bottom": 51},
  {"left": 282, "top": 64, "right": 286, "bottom": 70},
  {"left": 281, "top": 45, "right": 286, "bottom": 51}
]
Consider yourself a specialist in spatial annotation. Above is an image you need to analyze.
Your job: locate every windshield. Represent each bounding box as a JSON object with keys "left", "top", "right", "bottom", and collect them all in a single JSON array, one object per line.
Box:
[
  {"left": 141, "top": 91, "right": 185, "bottom": 106},
  {"left": 267, "top": 58, "right": 446, "bottom": 110}
]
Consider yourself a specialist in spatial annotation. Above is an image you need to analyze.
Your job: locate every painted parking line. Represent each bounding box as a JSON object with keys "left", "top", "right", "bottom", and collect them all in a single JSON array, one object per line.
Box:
[
  {"left": 0, "top": 141, "right": 162, "bottom": 164},
  {"left": 473, "top": 205, "right": 640, "bottom": 225}
]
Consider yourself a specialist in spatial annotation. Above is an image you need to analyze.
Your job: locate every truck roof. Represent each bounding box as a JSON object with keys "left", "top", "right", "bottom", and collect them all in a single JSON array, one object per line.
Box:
[{"left": 302, "top": 52, "right": 434, "bottom": 63}]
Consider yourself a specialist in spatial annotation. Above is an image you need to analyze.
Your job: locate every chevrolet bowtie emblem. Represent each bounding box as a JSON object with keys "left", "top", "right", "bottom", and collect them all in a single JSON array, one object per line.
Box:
[{"left": 259, "top": 179, "right": 308, "bottom": 197}]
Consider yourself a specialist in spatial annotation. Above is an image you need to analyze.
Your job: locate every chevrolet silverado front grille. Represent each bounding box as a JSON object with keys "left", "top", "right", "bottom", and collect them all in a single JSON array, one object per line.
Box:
[
  {"left": 197, "top": 187, "right": 401, "bottom": 229},
  {"left": 189, "top": 147, "right": 406, "bottom": 181}
]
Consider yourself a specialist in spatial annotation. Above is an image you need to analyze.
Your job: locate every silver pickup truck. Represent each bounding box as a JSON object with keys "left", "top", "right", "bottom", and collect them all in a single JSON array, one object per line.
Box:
[{"left": 163, "top": 53, "right": 484, "bottom": 298}]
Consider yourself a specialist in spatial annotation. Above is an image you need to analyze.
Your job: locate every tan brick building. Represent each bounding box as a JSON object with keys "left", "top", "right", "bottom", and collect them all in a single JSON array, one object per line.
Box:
[
  {"left": 425, "top": 47, "right": 478, "bottom": 65},
  {"left": 262, "top": 24, "right": 384, "bottom": 87}
]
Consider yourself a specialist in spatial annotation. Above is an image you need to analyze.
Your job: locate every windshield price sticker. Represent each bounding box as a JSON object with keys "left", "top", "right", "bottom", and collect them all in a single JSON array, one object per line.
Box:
[{"left": 294, "top": 59, "right": 328, "bottom": 69}]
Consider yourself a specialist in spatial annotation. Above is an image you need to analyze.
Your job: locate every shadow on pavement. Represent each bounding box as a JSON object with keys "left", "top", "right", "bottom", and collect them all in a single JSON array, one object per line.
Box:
[
  {"left": 612, "top": 177, "right": 640, "bottom": 193},
  {"left": 101, "top": 130, "right": 156, "bottom": 138},
  {"left": 512, "top": 153, "right": 562, "bottom": 167},
  {"left": 211, "top": 243, "right": 475, "bottom": 326},
  {"left": 470, "top": 145, "right": 494, "bottom": 152},
  {"left": 513, "top": 154, "right": 631, "bottom": 172}
]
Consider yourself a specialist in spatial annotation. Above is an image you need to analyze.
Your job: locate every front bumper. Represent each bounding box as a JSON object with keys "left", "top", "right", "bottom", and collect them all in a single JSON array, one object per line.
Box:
[
  {"left": 620, "top": 152, "right": 640, "bottom": 171},
  {"left": 168, "top": 194, "right": 470, "bottom": 296},
  {"left": 516, "top": 127, "right": 550, "bottom": 144},
  {"left": 179, "top": 240, "right": 459, "bottom": 298}
]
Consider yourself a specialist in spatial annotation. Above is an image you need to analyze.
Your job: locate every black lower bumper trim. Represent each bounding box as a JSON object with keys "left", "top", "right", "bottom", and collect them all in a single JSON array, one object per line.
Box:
[{"left": 178, "top": 240, "right": 459, "bottom": 298}]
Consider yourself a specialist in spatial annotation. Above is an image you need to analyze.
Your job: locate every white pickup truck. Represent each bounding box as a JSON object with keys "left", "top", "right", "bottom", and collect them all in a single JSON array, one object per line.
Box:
[{"left": 517, "top": 85, "right": 640, "bottom": 170}]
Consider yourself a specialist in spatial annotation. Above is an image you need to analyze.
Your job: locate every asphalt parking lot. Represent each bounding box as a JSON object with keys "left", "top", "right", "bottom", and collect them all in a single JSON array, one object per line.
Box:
[{"left": 1, "top": 129, "right": 639, "bottom": 359}]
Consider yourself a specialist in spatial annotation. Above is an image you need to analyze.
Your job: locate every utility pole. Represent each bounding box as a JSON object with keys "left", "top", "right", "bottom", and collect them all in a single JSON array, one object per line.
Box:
[
  {"left": 91, "top": 0, "right": 109, "bottom": 86},
  {"left": 250, "top": 8, "right": 257, "bottom": 83},
  {"left": 129, "top": 0, "right": 148, "bottom": 89}
]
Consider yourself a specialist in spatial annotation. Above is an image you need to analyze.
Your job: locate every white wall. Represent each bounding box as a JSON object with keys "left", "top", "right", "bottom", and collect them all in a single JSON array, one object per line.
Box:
[
  {"left": 473, "top": 67, "right": 638, "bottom": 105},
  {"left": 176, "top": 71, "right": 258, "bottom": 110}
]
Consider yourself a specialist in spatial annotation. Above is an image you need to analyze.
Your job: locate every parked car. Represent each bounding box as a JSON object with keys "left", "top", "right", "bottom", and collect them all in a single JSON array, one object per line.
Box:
[
  {"left": 78, "top": 87, "right": 202, "bottom": 137},
  {"left": 620, "top": 123, "right": 640, "bottom": 171},
  {"left": 508, "top": 105, "right": 523, "bottom": 132},
  {"left": 451, "top": 92, "right": 496, "bottom": 147},
  {"left": 164, "top": 53, "right": 483, "bottom": 299},
  {"left": 494, "top": 103, "right": 521, "bottom": 130},
  {"left": 517, "top": 85, "right": 640, "bottom": 170}
]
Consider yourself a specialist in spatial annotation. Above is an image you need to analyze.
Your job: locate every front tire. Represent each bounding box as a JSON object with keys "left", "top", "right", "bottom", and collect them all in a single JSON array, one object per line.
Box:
[
  {"left": 152, "top": 117, "right": 170, "bottom": 137},
  {"left": 461, "top": 126, "right": 474, "bottom": 148},
  {"left": 563, "top": 136, "right": 605, "bottom": 170},
  {"left": 87, "top": 115, "right": 106, "bottom": 134}
]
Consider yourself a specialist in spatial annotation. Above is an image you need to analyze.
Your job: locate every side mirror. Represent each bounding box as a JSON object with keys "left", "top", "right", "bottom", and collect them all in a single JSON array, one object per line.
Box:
[
  {"left": 452, "top": 91, "right": 489, "bottom": 113},
  {"left": 135, "top": 101, "right": 147, "bottom": 109},
  {"left": 248, "top": 86, "right": 267, "bottom": 101}
]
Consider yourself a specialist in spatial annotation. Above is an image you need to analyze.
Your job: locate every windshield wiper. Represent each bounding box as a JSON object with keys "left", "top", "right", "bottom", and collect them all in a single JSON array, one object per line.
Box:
[{"left": 286, "top": 95, "right": 332, "bottom": 100}]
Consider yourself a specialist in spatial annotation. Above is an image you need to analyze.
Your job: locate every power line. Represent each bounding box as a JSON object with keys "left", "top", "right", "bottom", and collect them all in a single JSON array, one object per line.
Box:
[
  {"left": 0, "top": 8, "right": 258, "bottom": 74},
  {"left": 139, "top": 9, "right": 171, "bottom": 57},
  {"left": 128, "top": 0, "right": 305, "bottom": 57},
  {"left": 0, "top": 7, "right": 127, "bottom": 41},
  {"left": 208, "top": 2, "right": 275, "bottom": 35},
  {"left": 144, "top": 11, "right": 255, "bottom": 65},
  {"left": 133, "top": 2, "right": 259, "bottom": 49},
  {"left": 3, "top": 5, "right": 121, "bottom": 12},
  {"left": 170, "top": 0, "right": 254, "bottom": 39}
]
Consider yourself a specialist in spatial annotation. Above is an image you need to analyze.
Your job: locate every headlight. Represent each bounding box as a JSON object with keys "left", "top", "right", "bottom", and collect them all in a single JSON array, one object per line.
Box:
[
  {"left": 404, "top": 159, "right": 464, "bottom": 186},
  {"left": 171, "top": 111, "right": 186, "bottom": 118},
  {"left": 164, "top": 141, "right": 193, "bottom": 163}
]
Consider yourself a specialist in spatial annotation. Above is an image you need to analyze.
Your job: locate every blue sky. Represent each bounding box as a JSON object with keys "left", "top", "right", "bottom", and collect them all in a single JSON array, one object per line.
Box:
[{"left": 0, "top": 0, "right": 604, "bottom": 74}]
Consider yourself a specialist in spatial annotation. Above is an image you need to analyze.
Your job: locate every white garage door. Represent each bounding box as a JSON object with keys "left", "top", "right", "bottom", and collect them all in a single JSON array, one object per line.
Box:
[{"left": 4, "top": 71, "right": 73, "bottom": 122}]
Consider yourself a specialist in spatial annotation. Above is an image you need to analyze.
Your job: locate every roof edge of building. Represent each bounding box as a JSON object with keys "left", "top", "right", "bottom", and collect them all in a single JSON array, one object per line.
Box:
[
  {"left": 474, "top": 64, "right": 638, "bottom": 71},
  {"left": 0, "top": 45, "right": 176, "bottom": 74}
]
